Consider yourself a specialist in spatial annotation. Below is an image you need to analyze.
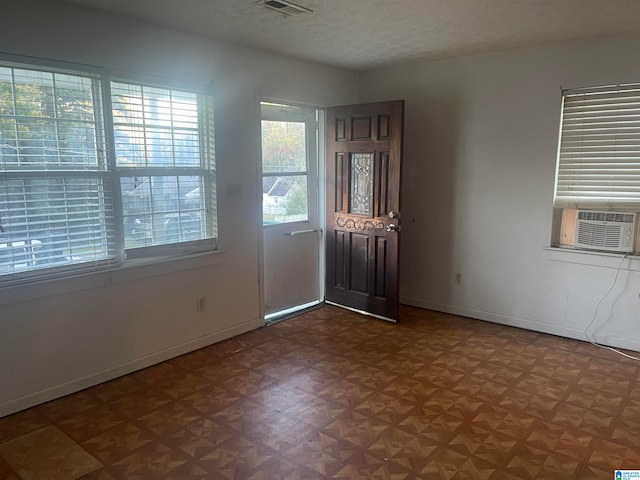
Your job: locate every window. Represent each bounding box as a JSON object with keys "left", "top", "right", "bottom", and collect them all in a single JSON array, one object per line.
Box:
[
  {"left": 553, "top": 83, "right": 640, "bottom": 249},
  {"left": 0, "top": 61, "right": 216, "bottom": 284},
  {"left": 261, "top": 103, "right": 315, "bottom": 225},
  {"left": 111, "top": 82, "right": 216, "bottom": 256}
]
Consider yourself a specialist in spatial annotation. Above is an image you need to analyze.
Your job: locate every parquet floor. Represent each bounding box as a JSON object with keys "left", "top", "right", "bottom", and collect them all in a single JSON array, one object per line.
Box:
[{"left": 1, "top": 305, "right": 639, "bottom": 479}]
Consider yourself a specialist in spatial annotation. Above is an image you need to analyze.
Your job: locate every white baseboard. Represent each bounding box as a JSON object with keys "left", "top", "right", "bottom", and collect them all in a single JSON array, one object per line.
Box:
[
  {"left": 400, "top": 297, "right": 640, "bottom": 354},
  {"left": 0, "top": 317, "right": 263, "bottom": 418}
]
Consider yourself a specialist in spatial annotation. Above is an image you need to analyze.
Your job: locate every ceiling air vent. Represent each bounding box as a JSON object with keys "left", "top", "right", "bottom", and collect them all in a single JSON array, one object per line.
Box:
[{"left": 258, "top": 0, "right": 313, "bottom": 16}]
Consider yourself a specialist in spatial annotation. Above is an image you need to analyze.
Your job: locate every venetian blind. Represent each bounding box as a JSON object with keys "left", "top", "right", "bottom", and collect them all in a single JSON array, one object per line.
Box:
[
  {"left": 110, "top": 81, "right": 216, "bottom": 257},
  {"left": 555, "top": 83, "right": 640, "bottom": 210},
  {"left": 0, "top": 66, "right": 116, "bottom": 282}
]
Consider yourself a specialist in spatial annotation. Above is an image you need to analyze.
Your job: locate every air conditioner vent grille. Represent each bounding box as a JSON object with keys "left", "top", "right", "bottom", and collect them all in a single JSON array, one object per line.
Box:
[
  {"left": 577, "top": 222, "right": 621, "bottom": 248},
  {"left": 577, "top": 211, "right": 635, "bottom": 223}
]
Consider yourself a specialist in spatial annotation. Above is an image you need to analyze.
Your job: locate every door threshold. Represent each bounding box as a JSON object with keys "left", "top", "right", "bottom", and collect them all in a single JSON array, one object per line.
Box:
[
  {"left": 264, "top": 300, "right": 323, "bottom": 325},
  {"left": 325, "top": 301, "right": 397, "bottom": 323}
]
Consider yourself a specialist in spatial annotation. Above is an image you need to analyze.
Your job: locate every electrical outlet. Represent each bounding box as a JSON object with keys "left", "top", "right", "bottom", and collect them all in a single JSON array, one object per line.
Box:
[
  {"left": 454, "top": 273, "right": 462, "bottom": 285},
  {"left": 196, "top": 296, "right": 206, "bottom": 312}
]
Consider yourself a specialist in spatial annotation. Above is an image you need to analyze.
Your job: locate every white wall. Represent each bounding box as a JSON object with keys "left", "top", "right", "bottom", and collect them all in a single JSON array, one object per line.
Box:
[
  {"left": 0, "top": 0, "right": 359, "bottom": 416},
  {"left": 360, "top": 33, "right": 640, "bottom": 352}
]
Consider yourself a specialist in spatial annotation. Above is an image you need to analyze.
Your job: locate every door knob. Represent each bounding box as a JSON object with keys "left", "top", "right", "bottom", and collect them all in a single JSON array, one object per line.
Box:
[
  {"left": 386, "top": 223, "right": 399, "bottom": 232},
  {"left": 388, "top": 211, "right": 399, "bottom": 219}
]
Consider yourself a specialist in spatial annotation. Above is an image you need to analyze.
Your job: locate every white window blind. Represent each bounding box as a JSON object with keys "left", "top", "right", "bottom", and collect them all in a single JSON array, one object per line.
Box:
[
  {"left": 0, "top": 66, "right": 116, "bottom": 281},
  {"left": 555, "top": 83, "right": 640, "bottom": 210},
  {"left": 111, "top": 82, "right": 216, "bottom": 256},
  {"left": 0, "top": 60, "right": 217, "bottom": 285}
]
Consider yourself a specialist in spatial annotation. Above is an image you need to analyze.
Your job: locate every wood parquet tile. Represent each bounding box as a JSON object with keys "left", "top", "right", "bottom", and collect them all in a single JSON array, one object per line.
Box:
[
  {"left": 2, "top": 305, "right": 640, "bottom": 479},
  {"left": 37, "top": 393, "right": 104, "bottom": 424},
  {"left": 80, "top": 423, "right": 155, "bottom": 464},
  {"left": 0, "top": 426, "right": 75, "bottom": 469},
  {"left": 0, "top": 410, "right": 50, "bottom": 445},
  {"left": 16, "top": 445, "right": 101, "bottom": 480}
]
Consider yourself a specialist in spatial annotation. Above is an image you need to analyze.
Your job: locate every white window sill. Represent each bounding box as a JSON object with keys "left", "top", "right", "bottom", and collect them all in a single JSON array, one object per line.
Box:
[
  {"left": 543, "top": 246, "right": 640, "bottom": 271},
  {"left": 0, "top": 249, "right": 227, "bottom": 307}
]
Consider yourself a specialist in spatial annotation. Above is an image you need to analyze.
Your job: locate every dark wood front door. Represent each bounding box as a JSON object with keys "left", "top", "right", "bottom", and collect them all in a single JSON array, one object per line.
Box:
[{"left": 325, "top": 100, "right": 404, "bottom": 322}]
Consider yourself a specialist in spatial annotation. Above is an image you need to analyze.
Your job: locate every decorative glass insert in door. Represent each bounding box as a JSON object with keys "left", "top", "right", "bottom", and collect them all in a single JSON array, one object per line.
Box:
[{"left": 349, "top": 152, "right": 373, "bottom": 215}]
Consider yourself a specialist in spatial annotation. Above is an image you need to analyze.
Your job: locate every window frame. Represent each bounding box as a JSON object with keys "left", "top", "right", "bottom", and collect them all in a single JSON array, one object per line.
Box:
[
  {"left": 0, "top": 55, "right": 218, "bottom": 287},
  {"left": 552, "top": 82, "right": 640, "bottom": 252},
  {"left": 108, "top": 76, "right": 217, "bottom": 260},
  {"left": 260, "top": 102, "right": 317, "bottom": 227}
]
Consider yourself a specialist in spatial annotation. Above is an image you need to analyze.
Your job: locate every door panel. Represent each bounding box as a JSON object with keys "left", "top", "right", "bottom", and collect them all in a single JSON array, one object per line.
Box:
[
  {"left": 325, "top": 100, "right": 404, "bottom": 321},
  {"left": 349, "top": 233, "right": 369, "bottom": 293},
  {"left": 263, "top": 228, "right": 319, "bottom": 315},
  {"left": 374, "top": 236, "right": 387, "bottom": 297}
]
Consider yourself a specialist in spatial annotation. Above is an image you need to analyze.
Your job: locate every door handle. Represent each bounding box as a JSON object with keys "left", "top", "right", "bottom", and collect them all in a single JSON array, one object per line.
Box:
[
  {"left": 388, "top": 211, "right": 399, "bottom": 219},
  {"left": 284, "top": 228, "right": 319, "bottom": 236},
  {"left": 386, "top": 224, "right": 399, "bottom": 232}
]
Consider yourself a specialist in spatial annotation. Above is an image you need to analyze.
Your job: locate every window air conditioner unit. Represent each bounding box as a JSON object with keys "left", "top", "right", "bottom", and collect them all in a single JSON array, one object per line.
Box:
[{"left": 575, "top": 210, "right": 636, "bottom": 253}]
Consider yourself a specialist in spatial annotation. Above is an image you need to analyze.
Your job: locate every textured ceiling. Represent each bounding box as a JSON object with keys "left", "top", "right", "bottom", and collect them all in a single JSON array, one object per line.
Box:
[{"left": 58, "top": 0, "right": 640, "bottom": 71}]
